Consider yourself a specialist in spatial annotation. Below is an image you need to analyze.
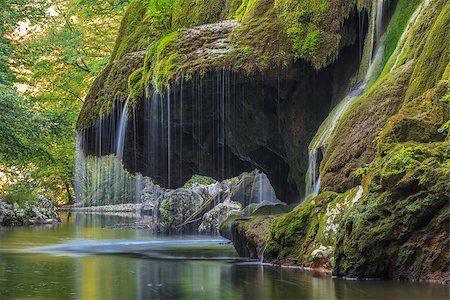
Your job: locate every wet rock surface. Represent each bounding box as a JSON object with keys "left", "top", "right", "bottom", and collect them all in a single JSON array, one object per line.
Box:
[{"left": 0, "top": 196, "right": 61, "bottom": 226}]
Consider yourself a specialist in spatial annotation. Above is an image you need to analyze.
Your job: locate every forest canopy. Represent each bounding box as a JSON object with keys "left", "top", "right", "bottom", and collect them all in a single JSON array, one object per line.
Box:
[{"left": 0, "top": 0, "right": 126, "bottom": 203}]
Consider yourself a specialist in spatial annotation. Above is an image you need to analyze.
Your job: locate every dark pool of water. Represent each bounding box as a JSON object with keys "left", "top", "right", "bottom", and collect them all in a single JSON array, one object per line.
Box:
[{"left": 0, "top": 212, "right": 448, "bottom": 299}]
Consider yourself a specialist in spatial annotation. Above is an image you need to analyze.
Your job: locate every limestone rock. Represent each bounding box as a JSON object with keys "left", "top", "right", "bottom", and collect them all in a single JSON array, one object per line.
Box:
[
  {"left": 198, "top": 200, "right": 241, "bottom": 234},
  {"left": 0, "top": 196, "right": 60, "bottom": 226}
]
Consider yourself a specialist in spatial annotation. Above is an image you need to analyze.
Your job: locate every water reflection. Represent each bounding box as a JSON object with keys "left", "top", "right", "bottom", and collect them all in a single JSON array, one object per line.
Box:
[{"left": 0, "top": 213, "right": 448, "bottom": 300}]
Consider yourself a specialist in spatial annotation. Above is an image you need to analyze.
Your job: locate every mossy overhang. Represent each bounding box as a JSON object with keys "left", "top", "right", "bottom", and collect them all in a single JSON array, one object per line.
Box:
[{"left": 76, "top": 0, "right": 375, "bottom": 130}]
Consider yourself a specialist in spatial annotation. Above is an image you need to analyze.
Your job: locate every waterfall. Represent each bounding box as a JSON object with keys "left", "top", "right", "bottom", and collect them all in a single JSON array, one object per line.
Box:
[
  {"left": 135, "top": 173, "right": 143, "bottom": 204},
  {"left": 74, "top": 132, "right": 86, "bottom": 202},
  {"left": 114, "top": 98, "right": 129, "bottom": 201},
  {"left": 304, "top": 147, "right": 323, "bottom": 197},
  {"left": 376, "top": 0, "right": 384, "bottom": 43},
  {"left": 251, "top": 171, "right": 278, "bottom": 204},
  {"left": 304, "top": 0, "right": 385, "bottom": 199},
  {"left": 167, "top": 88, "right": 171, "bottom": 187},
  {"left": 116, "top": 97, "right": 129, "bottom": 160},
  {"left": 148, "top": 91, "right": 164, "bottom": 177}
]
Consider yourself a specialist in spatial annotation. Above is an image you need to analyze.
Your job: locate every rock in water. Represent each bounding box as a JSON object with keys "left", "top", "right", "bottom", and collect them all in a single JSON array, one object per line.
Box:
[{"left": 198, "top": 200, "right": 241, "bottom": 234}]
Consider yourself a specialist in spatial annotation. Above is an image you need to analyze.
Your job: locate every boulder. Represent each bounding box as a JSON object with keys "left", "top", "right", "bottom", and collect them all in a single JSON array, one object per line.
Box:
[
  {"left": 0, "top": 196, "right": 60, "bottom": 226},
  {"left": 198, "top": 200, "right": 241, "bottom": 234}
]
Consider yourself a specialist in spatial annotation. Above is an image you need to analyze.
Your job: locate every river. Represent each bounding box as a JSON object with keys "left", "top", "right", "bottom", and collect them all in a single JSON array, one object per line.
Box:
[{"left": 0, "top": 212, "right": 447, "bottom": 299}]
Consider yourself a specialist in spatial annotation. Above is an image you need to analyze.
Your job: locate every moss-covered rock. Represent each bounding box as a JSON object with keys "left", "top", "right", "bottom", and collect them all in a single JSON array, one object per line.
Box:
[
  {"left": 264, "top": 187, "right": 364, "bottom": 268},
  {"left": 183, "top": 175, "right": 218, "bottom": 189},
  {"left": 333, "top": 142, "right": 450, "bottom": 282},
  {"left": 379, "top": 80, "right": 450, "bottom": 145},
  {"left": 320, "top": 0, "right": 450, "bottom": 193},
  {"left": 320, "top": 61, "right": 413, "bottom": 193},
  {"left": 391, "top": 0, "right": 449, "bottom": 101},
  {"left": 172, "top": 0, "right": 230, "bottom": 29},
  {"left": 77, "top": 50, "right": 145, "bottom": 129},
  {"left": 220, "top": 215, "right": 275, "bottom": 259},
  {"left": 0, "top": 197, "right": 61, "bottom": 226}
]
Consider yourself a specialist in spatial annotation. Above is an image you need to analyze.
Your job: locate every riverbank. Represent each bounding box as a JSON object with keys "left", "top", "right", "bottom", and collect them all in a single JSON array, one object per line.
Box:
[{"left": 0, "top": 196, "right": 60, "bottom": 226}]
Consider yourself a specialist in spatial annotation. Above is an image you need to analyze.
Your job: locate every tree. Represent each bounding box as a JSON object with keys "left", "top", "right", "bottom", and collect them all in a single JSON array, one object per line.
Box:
[{"left": 1, "top": 0, "right": 125, "bottom": 203}]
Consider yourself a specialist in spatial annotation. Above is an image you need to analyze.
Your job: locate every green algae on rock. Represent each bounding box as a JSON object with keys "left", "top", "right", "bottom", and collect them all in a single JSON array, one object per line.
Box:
[
  {"left": 333, "top": 142, "right": 450, "bottom": 282},
  {"left": 264, "top": 187, "right": 363, "bottom": 268}
]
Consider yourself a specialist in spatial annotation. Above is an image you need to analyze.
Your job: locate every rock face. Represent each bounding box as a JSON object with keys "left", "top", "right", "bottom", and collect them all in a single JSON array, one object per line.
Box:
[
  {"left": 0, "top": 196, "right": 61, "bottom": 226},
  {"left": 76, "top": 0, "right": 372, "bottom": 202},
  {"left": 198, "top": 200, "right": 241, "bottom": 234},
  {"left": 333, "top": 143, "right": 450, "bottom": 283},
  {"left": 220, "top": 215, "right": 275, "bottom": 259},
  {"left": 263, "top": 187, "right": 363, "bottom": 268}
]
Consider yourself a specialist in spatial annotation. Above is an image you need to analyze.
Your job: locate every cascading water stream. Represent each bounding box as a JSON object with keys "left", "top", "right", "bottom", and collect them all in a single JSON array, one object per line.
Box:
[
  {"left": 304, "top": 0, "right": 385, "bottom": 199},
  {"left": 74, "top": 132, "right": 85, "bottom": 202},
  {"left": 167, "top": 88, "right": 172, "bottom": 187},
  {"left": 116, "top": 97, "right": 129, "bottom": 160},
  {"left": 376, "top": 0, "right": 384, "bottom": 42}
]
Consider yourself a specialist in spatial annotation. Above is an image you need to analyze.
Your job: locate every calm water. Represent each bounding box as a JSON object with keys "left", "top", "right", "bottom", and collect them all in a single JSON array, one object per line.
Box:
[{"left": 0, "top": 212, "right": 448, "bottom": 300}]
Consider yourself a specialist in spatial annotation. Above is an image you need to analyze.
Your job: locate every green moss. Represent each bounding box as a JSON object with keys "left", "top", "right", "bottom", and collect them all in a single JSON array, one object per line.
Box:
[
  {"left": 172, "top": 0, "right": 228, "bottom": 28},
  {"left": 264, "top": 192, "right": 336, "bottom": 263},
  {"left": 320, "top": 61, "right": 412, "bottom": 192},
  {"left": 375, "top": 0, "right": 421, "bottom": 80},
  {"left": 234, "top": 0, "right": 248, "bottom": 21},
  {"left": 152, "top": 31, "right": 180, "bottom": 90},
  {"left": 405, "top": 1, "right": 449, "bottom": 101},
  {"left": 161, "top": 197, "right": 174, "bottom": 223},
  {"left": 183, "top": 175, "right": 218, "bottom": 188},
  {"left": 111, "top": 0, "right": 152, "bottom": 61},
  {"left": 334, "top": 141, "right": 450, "bottom": 278},
  {"left": 230, "top": 0, "right": 363, "bottom": 70},
  {"left": 379, "top": 80, "right": 450, "bottom": 144},
  {"left": 274, "top": 0, "right": 329, "bottom": 68},
  {"left": 128, "top": 67, "right": 145, "bottom": 105}
]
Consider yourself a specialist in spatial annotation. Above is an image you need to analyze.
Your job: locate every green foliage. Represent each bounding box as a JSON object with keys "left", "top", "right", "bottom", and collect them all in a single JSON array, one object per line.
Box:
[
  {"left": 0, "top": 87, "right": 47, "bottom": 165},
  {"left": 0, "top": 0, "right": 125, "bottom": 203},
  {"left": 172, "top": 0, "right": 227, "bottom": 28},
  {"left": 376, "top": 0, "right": 421, "bottom": 79},
  {"left": 380, "top": 145, "right": 426, "bottom": 177},
  {"left": 112, "top": 0, "right": 174, "bottom": 61},
  {"left": 161, "top": 197, "right": 174, "bottom": 223},
  {"left": 183, "top": 175, "right": 218, "bottom": 189},
  {"left": 2, "top": 187, "right": 36, "bottom": 207},
  {"left": 353, "top": 164, "right": 370, "bottom": 178}
]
